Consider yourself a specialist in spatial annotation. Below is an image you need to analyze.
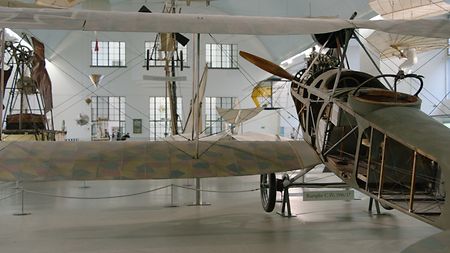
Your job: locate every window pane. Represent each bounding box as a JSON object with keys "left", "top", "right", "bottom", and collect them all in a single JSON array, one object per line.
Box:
[
  {"left": 179, "top": 44, "right": 188, "bottom": 65},
  {"left": 232, "top": 44, "right": 238, "bottom": 68},
  {"left": 206, "top": 44, "right": 211, "bottom": 66},
  {"left": 91, "top": 41, "right": 97, "bottom": 65},
  {"left": 206, "top": 43, "right": 238, "bottom": 69},
  {"left": 91, "top": 41, "right": 125, "bottom": 67},
  {"left": 90, "top": 96, "right": 126, "bottom": 140},
  {"left": 149, "top": 96, "right": 183, "bottom": 140},
  {"left": 221, "top": 44, "right": 230, "bottom": 68},
  {"left": 120, "top": 42, "right": 126, "bottom": 66}
]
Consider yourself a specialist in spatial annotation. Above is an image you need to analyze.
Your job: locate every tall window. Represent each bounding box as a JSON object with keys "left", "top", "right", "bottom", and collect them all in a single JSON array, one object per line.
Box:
[
  {"left": 149, "top": 97, "right": 183, "bottom": 140},
  {"left": 206, "top": 43, "right": 238, "bottom": 69},
  {"left": 205, "top": 97, "right": 236, "bottom": 135},
  {"left": 91, "top": 41, "right": 126, "bottom": 67},
  {"left": 91, "top": 96, "right": 126, "bottom": 140},
  {"left": 145, "top": 41, "right": 187, "bottom": 67}
]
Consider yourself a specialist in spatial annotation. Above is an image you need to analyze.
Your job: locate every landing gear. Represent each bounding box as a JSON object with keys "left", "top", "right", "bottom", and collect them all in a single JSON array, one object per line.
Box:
[
  {"left": 260, "top": 173, "right": 277, "bottom": 212},
  {"left": 278, "top": 174, "right": 295, "bottom": 217},
  {"left": 260, "top": 168, "right": 348, "bottom": 216}
]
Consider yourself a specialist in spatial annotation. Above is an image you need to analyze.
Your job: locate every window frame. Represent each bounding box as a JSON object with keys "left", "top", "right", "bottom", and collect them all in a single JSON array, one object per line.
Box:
[
  {"left": 91, "top": 41, "right": 126, "bottom": 67},
  {"left": 90, "top": 96, "right": 126, "bottom": 139},
  {"left": 205, "top": 43, "right": 239, "bottom": 69},
  {"left": 149, "top": 96, "right": 183, "bottom": 141}
]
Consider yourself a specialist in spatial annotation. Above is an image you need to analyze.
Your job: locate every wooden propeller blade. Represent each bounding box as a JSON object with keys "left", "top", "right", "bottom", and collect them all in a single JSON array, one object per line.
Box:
[{"left": 239, "top": 51, "right": 294, "bottom": 81}]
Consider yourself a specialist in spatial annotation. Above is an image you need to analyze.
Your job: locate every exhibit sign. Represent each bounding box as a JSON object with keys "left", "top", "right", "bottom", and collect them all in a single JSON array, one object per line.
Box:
[
  {"left": 133, "top": 119, "right": 142, "bottom": 134},
  {"left": 303, "top": 190, "right": 354, "bottom": 201}
]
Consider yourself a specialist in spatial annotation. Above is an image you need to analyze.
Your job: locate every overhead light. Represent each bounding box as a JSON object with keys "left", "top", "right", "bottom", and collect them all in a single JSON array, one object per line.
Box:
[{"left": 89, "top": 74, "right": 104, "bottom": 87}]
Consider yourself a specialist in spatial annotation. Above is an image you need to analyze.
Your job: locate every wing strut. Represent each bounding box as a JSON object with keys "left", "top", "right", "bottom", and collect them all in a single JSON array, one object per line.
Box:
[{"left": 0, "top": 27, "right": 4, "bottom": 141}]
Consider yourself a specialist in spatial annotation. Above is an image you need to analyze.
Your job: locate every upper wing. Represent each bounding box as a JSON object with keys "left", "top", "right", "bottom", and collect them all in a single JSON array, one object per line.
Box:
[
  {"left": 0, "top": 7, "right": 448, "bottom": 38},
  {"left": 0, "top": 140, "right": 321, "bottom": 181}
]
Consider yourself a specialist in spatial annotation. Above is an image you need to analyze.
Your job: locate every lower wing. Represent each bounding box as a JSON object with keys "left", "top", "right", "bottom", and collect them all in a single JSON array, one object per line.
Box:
[{"left": 0, "top": 140, "right": 321, "bottom": 181}]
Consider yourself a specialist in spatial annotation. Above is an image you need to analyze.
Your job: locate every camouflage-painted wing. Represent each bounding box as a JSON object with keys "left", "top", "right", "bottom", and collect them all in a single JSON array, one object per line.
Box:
[{"left": 0, "top": 140, "right": 321, "bottom": 181}]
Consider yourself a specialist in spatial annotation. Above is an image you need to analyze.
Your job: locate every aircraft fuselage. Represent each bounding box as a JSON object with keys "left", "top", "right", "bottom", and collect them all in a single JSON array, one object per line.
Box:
[{"left": 292, "top": 68, "right": 449, "bottom": 229}]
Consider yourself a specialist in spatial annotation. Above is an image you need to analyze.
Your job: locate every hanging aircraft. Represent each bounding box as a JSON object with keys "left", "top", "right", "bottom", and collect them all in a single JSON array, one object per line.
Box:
[
  {"left": 365, "top": 0, "right": 448, "bottom": 73},
  {"left": 0, "top": 6, "right": 448, "bottom": 235},
  {"left": 369, "top": 0, "right": 450, "bottom": 19}
]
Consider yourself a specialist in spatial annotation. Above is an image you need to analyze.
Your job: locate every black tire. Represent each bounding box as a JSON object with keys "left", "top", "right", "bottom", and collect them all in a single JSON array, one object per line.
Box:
[{"left": 260, "top": 173, "right": 277, "bottom": 212}]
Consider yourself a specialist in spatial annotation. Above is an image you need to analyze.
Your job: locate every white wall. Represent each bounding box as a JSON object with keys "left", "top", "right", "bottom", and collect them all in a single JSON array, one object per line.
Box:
[
  {"left": 353, "top": 35, "right": 450, "bottom": 116},
  {"left": 379, "top": 49, "right": 449, "bottom": 115},
  {"left": 27, "top": 27, "right": 449, "bottom": 142},
  {"left": 29, "top": 29, "right": 279, "bottom": 140}
]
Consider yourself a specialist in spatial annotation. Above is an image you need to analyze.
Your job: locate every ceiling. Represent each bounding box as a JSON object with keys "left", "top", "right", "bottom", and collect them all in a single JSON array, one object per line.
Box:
[{"left": 70, "top": 0, "right": 377, "bottom": 63}]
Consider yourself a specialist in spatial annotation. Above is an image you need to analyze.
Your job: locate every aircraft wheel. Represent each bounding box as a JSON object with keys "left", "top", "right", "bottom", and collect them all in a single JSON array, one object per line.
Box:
[{"left": 260, "top": 173, "right": 277, "bottom": 212}]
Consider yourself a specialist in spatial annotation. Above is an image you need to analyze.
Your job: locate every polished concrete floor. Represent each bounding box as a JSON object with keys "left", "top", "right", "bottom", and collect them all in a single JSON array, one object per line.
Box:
[{"left": 0, "top": 173, "right": 441, "bottom": 253}]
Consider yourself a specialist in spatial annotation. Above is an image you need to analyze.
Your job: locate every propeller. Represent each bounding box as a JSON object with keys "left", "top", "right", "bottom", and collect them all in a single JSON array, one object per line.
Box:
[{"left": 239, "top": 51, "right": 294, "bottom": 81}]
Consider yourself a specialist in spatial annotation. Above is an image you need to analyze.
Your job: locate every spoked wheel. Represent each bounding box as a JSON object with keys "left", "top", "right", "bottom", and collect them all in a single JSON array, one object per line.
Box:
[{"left": 260, "top": 173, "right": 277, "bottom": 212}]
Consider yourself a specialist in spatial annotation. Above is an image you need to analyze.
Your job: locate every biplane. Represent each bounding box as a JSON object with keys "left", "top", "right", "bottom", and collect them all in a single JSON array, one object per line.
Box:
[{"left": 0, "top": 5, "right": 448, "bottom": 235}]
